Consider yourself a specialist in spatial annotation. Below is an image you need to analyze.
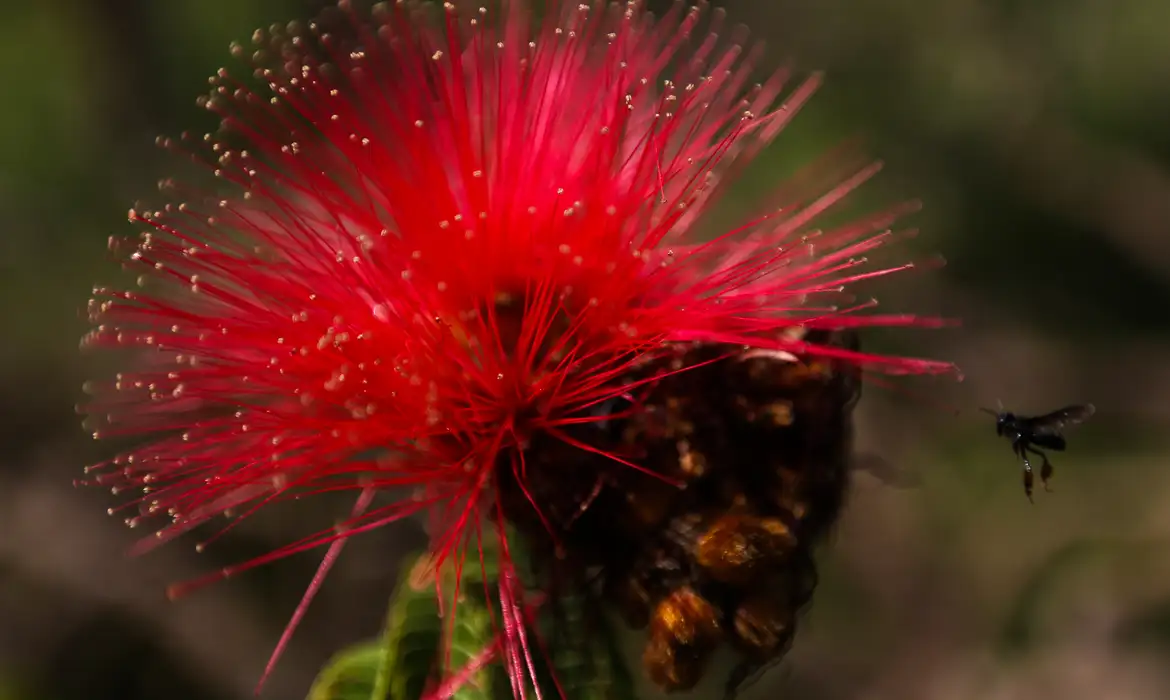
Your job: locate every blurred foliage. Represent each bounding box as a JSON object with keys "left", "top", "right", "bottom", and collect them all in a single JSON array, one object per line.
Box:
[{"left": 3, "top": 0, "right": 1169, "bottom": 699}]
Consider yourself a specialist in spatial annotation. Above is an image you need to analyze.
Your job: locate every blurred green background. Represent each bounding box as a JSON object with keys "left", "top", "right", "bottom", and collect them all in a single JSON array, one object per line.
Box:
[{"left": 2, "top": 0, "right": 1168, "bottom": 698}]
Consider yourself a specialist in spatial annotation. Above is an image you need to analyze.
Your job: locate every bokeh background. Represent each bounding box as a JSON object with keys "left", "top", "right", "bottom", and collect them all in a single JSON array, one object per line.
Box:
[{"left": 2, "top": 0, "right": 1169, "bottom": 698}]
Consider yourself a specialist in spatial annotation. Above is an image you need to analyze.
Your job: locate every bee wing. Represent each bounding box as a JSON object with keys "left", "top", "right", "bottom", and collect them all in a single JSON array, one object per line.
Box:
[{"left": 1028, "top": 404, "right": 1096, "bottom": 436}]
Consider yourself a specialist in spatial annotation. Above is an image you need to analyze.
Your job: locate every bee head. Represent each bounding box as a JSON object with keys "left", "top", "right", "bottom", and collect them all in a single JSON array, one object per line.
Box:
[{"left": 980, "top": 406, "right": 1008, "bottom": 435}]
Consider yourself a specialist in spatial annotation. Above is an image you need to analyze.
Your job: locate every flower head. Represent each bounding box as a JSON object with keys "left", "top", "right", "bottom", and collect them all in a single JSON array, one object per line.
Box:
[{"left": 82, "top": 0, "right": 956, "bottom": 695}]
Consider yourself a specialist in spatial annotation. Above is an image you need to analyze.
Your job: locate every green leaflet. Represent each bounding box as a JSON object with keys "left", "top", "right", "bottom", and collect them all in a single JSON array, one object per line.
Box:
[
  {"left": 535, "top": 593, "right": 637, "bottom": 700},
  {"left": 308, "top": 554, "right": 442, "bottom": 700},
  {"left": 307, "top": 529, "right": 636, "bottom": 700},
  {"left": 444, "top": 579, "right": 503, "bottom": 700},
  {"left": 307, "top": 643, "right": 388, "bottom": 700}
]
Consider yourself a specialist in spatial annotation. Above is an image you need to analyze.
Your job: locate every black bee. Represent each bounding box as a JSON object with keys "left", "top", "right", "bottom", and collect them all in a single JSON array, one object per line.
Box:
[{"left": 981, "top": 403, "right": 1095, "bottom": 502}]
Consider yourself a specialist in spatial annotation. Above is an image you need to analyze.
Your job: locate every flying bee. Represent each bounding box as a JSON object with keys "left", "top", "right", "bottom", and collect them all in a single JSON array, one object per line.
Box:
[
  {"left": 643, "top": 586, "right": 723, "bottom": 691},
  {"left": 981, "top": 403, "right": 1096, "bottom": 502}
]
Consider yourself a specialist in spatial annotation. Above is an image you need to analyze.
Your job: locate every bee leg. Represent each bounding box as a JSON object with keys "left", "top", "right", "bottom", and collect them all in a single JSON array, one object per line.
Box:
[
  {"left": 1026, "top": 446, "right": 1054, "bottom": 492},
  {"left": 1023, "top": 460, "right": 1034, "bottom": 503},
  {"left": 1014, "top": 443, "right": 1033, "bottom": 503}
]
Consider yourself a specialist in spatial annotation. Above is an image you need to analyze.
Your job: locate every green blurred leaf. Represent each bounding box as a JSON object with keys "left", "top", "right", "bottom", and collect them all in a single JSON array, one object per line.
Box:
[
  {"left": 0, "top": 4, "right": 101, "bottom": 195},
  {"left": 998, "top": 536, "right": 1170, "bottom": 657},
  {"left": 1116, "top": 598, "right": 1170, "bottom": 653},
  {"left": 997, "top": 538, "right": 1106, "bottom": 656}
]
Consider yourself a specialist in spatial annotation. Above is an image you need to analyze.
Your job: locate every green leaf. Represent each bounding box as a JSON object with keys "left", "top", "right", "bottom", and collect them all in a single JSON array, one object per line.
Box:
[
  {"left": 437, "top": 533, "right": 518, "bottom": 700},
  {"left": 307, "top": 553, "right": 443, "bottom": 700},
  {"left": 452, "top": 529, "right": 637, "bottom": 700},
  {"left": 307, "top": 529, "right": 637, "bottom": 700},
  {"left": 445, "top": 583, "right": 500, "bottom": 700},
  {"left": 376, "top": 555, "right": 447, "bottom": 700},
  {"left": 307, "top": 642, "right": 387, "bottom": 700},
  {"left": 537, "top": 593, "right": 637, "bottom": 700}
]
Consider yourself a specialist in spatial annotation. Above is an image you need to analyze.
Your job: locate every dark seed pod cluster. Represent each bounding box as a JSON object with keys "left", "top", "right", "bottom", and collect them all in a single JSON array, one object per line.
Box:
[{"left": 499, "top": 327, "right": 862, "bottom": 697}]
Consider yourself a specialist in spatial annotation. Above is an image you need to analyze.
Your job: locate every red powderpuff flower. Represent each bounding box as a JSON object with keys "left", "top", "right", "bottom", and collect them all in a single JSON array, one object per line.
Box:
[{"left": 81, "top": 0, "right": 956, "bottom": 695}]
